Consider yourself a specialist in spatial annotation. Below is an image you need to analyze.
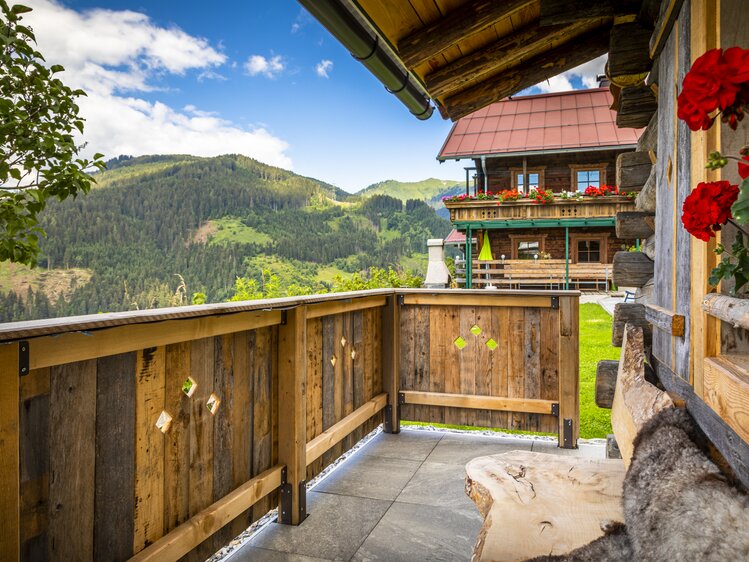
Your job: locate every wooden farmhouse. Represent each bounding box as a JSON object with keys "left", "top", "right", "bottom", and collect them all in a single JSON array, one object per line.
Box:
[{"left": 438, "top": 88, "right": 644, "bottom": 289}]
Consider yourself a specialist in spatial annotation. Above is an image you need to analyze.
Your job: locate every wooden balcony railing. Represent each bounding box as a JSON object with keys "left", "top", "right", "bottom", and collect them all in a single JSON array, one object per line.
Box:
[
  {"left": 444, "top": 196, "right": 636, "bottom": 224},
  {"left": 455, "top": 259, "right": 612, "bottom": 290},
  {"left": 0, "top": 288, "right": 579, "bottom": 561}
]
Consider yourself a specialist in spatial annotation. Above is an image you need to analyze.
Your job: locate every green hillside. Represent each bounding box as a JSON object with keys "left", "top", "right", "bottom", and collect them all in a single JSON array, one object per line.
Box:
[
  {"left": 357, "top": 178, "right": 463, "bottom": 219},
  {"left": 0, "top": 155, "right": 450, "bottom": 322}
]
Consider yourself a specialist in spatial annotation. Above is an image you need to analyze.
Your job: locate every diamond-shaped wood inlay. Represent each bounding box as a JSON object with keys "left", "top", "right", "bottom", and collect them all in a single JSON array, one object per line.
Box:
[
  {"left": 351, "top": 349, "right": 357, "bottom": 360},
  {"left": 340, "top": 337, "right": 347, "bottom": 348},
  {"left": 454, "top": 336, "right": 467, "bottom": 350},
  {"left": 330, "top": 354, "right": 337, "bottom": 367},
  {"left": 156, "top": 410, "right": 173, "bottom": 433},
  {"left": 470, "top": 325, "right": 482, "bottom": 336},
  {"left": 486, "top": 338, "right": 498, "bottom": 351}
]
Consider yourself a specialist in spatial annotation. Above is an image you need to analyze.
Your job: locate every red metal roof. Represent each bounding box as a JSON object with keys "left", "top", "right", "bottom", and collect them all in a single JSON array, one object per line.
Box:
[
  {"left": 444, "top": 229, "right": 476, "bottom": 245},
  {"left": 438, "top": 88, "right": 642, "bottom": 160}
]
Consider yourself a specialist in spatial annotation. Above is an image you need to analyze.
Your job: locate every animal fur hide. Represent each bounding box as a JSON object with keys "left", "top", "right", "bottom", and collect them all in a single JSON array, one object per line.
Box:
[{"left": 527, "top": 408, "right": 749, "bottom": 562}]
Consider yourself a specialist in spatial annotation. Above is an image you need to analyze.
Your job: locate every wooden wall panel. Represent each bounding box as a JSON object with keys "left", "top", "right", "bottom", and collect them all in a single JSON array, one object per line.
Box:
[
  {"left": 252, "top": 327, "right": 275, "bottom": 521},
  {"left": 306, "top": 318, "right": 324, "bottom": 480},
  {"left": 540, "top": 308, "right": 560, "bottom": 434}
]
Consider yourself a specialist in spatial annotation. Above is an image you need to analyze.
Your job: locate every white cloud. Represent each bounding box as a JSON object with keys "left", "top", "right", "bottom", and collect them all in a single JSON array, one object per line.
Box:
[
  {"left": 244, "top": 54, "right": 285, "bottom": 78},
  {"left": 291, "top": 23, "right": 301, "bottom": 34},
  {"left": 525, "top": 55, "right": 608, "bottom": 94},
  {"left": 21, "top": 0, "right": 292, "bottom": 169},
  {"left": 315, "top": 59, "right": 333, "bottom": 78}
]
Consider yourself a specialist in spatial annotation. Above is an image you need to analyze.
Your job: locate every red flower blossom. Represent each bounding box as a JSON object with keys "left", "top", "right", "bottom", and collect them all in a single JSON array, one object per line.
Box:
[
  {"left": 681, "top": 180, "right": 739, "bottom": 241},
  {"left": 739, "top": 154, "right": 749, "bottom": 180}
]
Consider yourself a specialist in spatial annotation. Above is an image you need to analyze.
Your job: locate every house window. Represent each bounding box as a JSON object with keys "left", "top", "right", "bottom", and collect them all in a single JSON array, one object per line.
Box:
[
  {"left": 510, "top": 235, "right": 546, "bottom": 259},
  {"left": 577, "top": 239, "right": 601, "bottom": 263},
  {"left": 570, "top": 164, "right": 607, "bottom": 192},
  {"left": 511, "top": 169, "right": 544, "bottom": 192}
]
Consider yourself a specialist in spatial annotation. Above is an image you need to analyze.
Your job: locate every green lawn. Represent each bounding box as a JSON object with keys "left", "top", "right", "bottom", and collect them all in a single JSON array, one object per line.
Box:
[{"left": 403, "top": 303, "right": 618, "bottom": 440}]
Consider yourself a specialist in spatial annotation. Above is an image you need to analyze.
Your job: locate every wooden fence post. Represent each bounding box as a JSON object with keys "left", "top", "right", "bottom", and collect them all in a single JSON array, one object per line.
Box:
[
  {"left": 558, "top": 297, "right": 579, "bottom": 448},
  {"left": 381, "top": 293, "right": 400, "bottom": 433},
  {"left": 277, "top": 306, "right": 308, "bottom": 525},
  {"left": 0, "top": 343, "right": 20, "bottom": 561}
]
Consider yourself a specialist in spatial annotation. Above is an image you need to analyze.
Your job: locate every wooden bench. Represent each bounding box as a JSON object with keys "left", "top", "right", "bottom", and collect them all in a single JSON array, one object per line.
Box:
[
  {"left": 464, "top": 324, "right": 673, "bottom": 561},
  {"left": 469, "top": 261, "right": 611, "bottom": 290}
]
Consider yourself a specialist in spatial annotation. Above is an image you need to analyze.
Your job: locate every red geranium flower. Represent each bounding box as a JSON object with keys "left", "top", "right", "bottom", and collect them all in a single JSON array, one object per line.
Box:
[
  {"left": 681, "top": 180, "right": 739, "bottom": 241},
  {"left": 739, "top": 154, "right": 749, "bottom": 180}
]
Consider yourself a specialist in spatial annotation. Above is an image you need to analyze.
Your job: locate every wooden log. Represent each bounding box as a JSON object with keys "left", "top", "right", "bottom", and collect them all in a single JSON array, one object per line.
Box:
[
  {"left": 703, "top": 355, "right": 749, "bottom": 447},
  {"left": 445, "top": 32, "right": 610, "bottom": 121},
  {"left": 425, "top": 19, "right": 599, "bottom": 100},
  {"left": 465, "top": 451, "right": 626, "bottom": 561},
  {"left": 616, "top": 151, "right": 653, "bottom": 191},
  {"left": 612, "top": 251, "right": 654, "bottom": 288},
  {"left": 616, "top": 85, "right": 658, "bottom": 128},
  {"left": 612, "top": 303, "right": 651, "bottom": 347},
  {"left": 595, "top": 360, "right": 618, "bottom": 408},
  {"left": 539, "top": 0, "right": 615, "bottom": 25},
  {"left": 606, "top": 434, "right": 622, "bottom": 459},
  {"left": 644, "top": 304, "right": 685, "bottom": 337},
  {"left": 637, "top": 111, "right": 659, "bottom": 153},
  {"left": 616, "top": 211, "right": 655, "bottom": 239},
  {"left": 650, "top": 0, "right": 687, "bottom": 58},
  {"left": 702, "top": 293, "right": 749, "bottom": 330},
  {"left": 608, "top": 21, "right": 654, "bottom": 87},
  {"left": 611, "top": 324, "right": 674, "bottom": 466},
  {"left": 642, "top": 233, "right": 656, "bottom": 260},
  {"left": 397, "top": 0, "right": 534, "bottom": 69},
  {"left": 635, "top": 166, "right": 657, "bottom": 212},
  {"left": 634, "top": 277, "right": 655, "bottom": 306}
]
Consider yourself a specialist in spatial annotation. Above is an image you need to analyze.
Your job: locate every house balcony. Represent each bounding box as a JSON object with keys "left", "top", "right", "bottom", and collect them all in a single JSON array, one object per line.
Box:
[{"left": 444, "top": 195, "right": 636, "bottom": 227}]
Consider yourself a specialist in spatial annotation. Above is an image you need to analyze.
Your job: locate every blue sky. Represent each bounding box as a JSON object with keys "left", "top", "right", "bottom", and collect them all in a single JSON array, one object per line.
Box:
[{"left": 25, "top": 1, "right": 606, "bottom": 192}]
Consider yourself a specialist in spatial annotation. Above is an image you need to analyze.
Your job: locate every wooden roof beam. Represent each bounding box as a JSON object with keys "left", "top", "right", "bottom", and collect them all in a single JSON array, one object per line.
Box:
[
  {"left": 396, "top": 0, "right": 535, "bottom": 69},
  {"left": 425, "top": 17, "right": 605, "bottom": 100},
  {"left": 443, "top": 30, "right": 610, "bottom": 121},
  {"left": 540, "top": 0, "right": 639, "bottom": 26}
]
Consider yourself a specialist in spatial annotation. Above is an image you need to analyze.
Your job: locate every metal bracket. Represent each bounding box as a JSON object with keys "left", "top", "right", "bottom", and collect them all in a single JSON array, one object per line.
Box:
[
  {"left": 383, "top": 405, "right": 393, "bottom": 433},
  {"left": 396, "top": 294, "right": 405, "bottom": 306},
  {"left": 19, "top": 341, "right": 29, "bottom": 377},
  {"left": 550, "top": 296, "right": 559, "bottom": 310},
  {"left": 280, "top": 310, "right": 288, "bottom": 325},
  {"left": 299, "top": 481, "right": 308, "bottom": 522},
  {"left": 279, "top": 468, "right": 307, "bottom": 524},
  {"left": 279, "top": 482, "right": 292, "bottom": 524},
  {"left": 563, "top": 418, "right": 574, "bottom": 449},
  {"left": 398, "top": 392, "right": 406, "bottom": 406},
  {"left": 551, "top": 403, "right": 559, "bottom": 417}
]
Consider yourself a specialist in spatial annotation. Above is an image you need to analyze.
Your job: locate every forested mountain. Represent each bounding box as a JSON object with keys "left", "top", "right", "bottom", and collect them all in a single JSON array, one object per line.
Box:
[
  {"left": 0, "top": 154, "right": 451, "bottom": 322},
  {"left": 357, "top": 178, "right": 464, "bottom": 218}
]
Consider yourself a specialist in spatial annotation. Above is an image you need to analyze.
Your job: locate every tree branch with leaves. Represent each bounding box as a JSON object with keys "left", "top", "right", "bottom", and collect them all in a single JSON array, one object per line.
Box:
[{"left": 1, "top": 1, "right": 104, "bottom": 265}]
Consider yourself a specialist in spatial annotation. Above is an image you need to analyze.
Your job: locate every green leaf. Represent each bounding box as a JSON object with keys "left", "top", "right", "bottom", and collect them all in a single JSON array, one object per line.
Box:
[{"left": 731, "top": 178, "right": 749, "bottom": 224}]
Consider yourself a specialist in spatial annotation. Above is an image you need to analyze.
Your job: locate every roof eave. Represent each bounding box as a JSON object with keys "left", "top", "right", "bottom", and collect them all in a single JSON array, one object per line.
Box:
[{"left": 438, "top": 143, "right": 638, "bottom": 162}]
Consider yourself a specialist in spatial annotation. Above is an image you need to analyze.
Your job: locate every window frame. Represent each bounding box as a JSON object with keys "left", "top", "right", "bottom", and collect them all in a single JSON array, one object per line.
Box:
[
  {"left": 510, "top": 167, "right": 546, "bottom": 193},
  {"left": 570, "top": 234, "right": 609, "bottom": 263},
  {"left": 569, "top": 163, "right": 608, "bottom": 192},
  {"left": 509, "top": 234, "right": 547, "bottom": 260}
]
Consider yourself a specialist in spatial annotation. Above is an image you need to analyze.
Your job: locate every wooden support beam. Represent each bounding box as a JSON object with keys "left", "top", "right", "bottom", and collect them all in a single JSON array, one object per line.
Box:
[
  {"left": 380, "top": 296, "right": 400, "bottom": 433},
  {"left": 637, "top": 111, "right": 659, "bottom": 153},
  {"left": 539, "top": 0, "right": 618, "bottom": 25},
  {"left": 397, "top": 0, "right": 534, "bottom": 69},
  {"left": 702, "top": 293, "right": 749, "bottom": 330},
  {"left": 0, "top": 344, "right": 19, "bottom": 562},
  {"left": 616, "top": 85, "right": 658, "bottom": 128},
  {"left": 400, "top": 391, "right": 557, "bottom": 415},
  {"left": 129, "top": 466, "right": 284, "bottom": 562},
  {"left": 615, "top": 211, "right": 655, "bottom": 239},
  {"left": 558, "top": 296, "right": 580, "bottom": 449},
  {"left": 306, "top": 393, "right": 387, "bottom": 465},
  {"left": 425, "top": 19, "right": 600, "bottom": 100},
  {"left": 608, "top": 20, "right": 654, "bottom": 87},
  {"left": 306, "top": 296, "right": 386, "bottom": 319},
  {"left": 611, "top": 324, "right": 674, "bottom": 466},
  {"left": 445, "top": 31, "right": 610, "bottom": 121},
  {"left": 277, "top": 306, "right": 307, "bottom": 525},
  {"left": 26, "top": 310, "right": 282, "bottom": 370},
  {"left": 612, "top": 251, "right": 654, "bottom": 288},
  {"left": 612, "top": 303, "right": 651, "bottom": 347},
  {"left": 616, "top": 151, "right": 653, "bottom": 191},
  {"left": 400, "top": 294, "right": 555, "bottom": 308},
  {"left": 650, "top": 0, "right": 687, "bottom": 58},
  {"left": 645, "top": 304, "right": 685, "bottom": 337},
  {"left": 636, "top": 166, "right": 657, "bottom": 212},
  {"left": 703, "top": 355, "right": 749, "bottom": 453},
  {"left": 595, "top": 360, "right": 618, "bottom": 408}
]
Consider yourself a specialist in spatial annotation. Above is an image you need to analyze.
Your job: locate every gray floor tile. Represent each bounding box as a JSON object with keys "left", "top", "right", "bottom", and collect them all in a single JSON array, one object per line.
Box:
[
  {"left": 395, "top": 461, "right": 476, "bottom": 513},
  {"left": 313, "top": 454, "right": 422, "bottom": 500},
  {"left": 424, "top": 433, "right": 532, "bottom": 466},
  {"left": 230, "top": 546, "right": 331, "bottom": 561},
  {"left": 359, "top": 430, "right": 443, "bottom": 461},
  {"left": 247, "top": 492, "right": 390, "bottom": 561},
  {"left": 530, "top": 439, "right": 607, "bottom": 459},
  {"left": 351, "top": 501, "right": 482, "bottom": 562}
]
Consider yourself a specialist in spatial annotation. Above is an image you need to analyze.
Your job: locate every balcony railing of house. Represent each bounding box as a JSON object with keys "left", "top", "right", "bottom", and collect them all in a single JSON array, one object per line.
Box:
[
  {"left": 0, "top": 288, "right": 579, "bottom": 562},
  {"left": 454, "top": 259, "right": 612, "bottom": 290}
]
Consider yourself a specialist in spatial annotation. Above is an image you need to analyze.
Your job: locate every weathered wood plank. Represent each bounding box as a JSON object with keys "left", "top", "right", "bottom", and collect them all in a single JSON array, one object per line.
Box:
[
  {"left": 539, "top": 0, "right": 615, "bottom": 25},
  {"left": 49, "top": 360, "right": 97, "bottom": 560},
  {"left": 650, "top": 0, "right": 687, "bottom": 58},
  {"left": 595, "top": 360, "right": 618, "bottom": 408},
  {"left": 473, "top": 307, "right": 493, "bottom": 428},
  {"left": 539, "top": 308, "right": 560, "bottom": 434},
  {"left": 305, "top": 296, "right": 386, "bottom": 319},
  {"left": 94, "top": 353, "right": 136, "bottom": 562},
  {"left": 508, "top": 308, "right": 526, "bottom": 430},
  {"left": 352, "top": 311, "right": 365, "bottom": 445},
  {"left": 321, "top": 316, "right": 337, "bottom": 467},
  {"left": 616, "top": 211, "right": 655, "bottom": 239},
  {"left": 491, "top": 308, "right": 510, "bottom": 431},
  {"left": 277, "top": 306, "right": 307, "bottom": 525},
  {"left": 443, "top": 306, "right": 463, "bottom": 426},
  {"left": 703, "top": 293, "right": 749, "bottom": 331},
  {"left": 459, "top": 306, "right": 477, "bottom": 426},
  {"left": 558, "top": 297, "right": 579, "bottom": 447},
  {"left": 524, "top": 308, "right": 542, "bottom": 432},
  {"left": 612, "top": 303, "right": 651, "bottom": 347},
  {"left": 444, "top": 32, "right": 610, "bottom": 120},
  {"left": 0, "top": 344, "right": 20, "bottom": 562},
  {"left": 616, "top": 151, "right": 653, "bottom": 191},
  {"left": 612, "top": 251, "right": 654, "bottom": 288},
  {"left": 400, "top": 391, "right": 557, "bottom": 414},
  {"left": 645, "top": 303, "right": 685, "bottom": 337},
  {"left": 635, "top": 166, "right": 657, "bottom": 212},
  {"left": 400, "top": 294, "right": 556, "bottom": 308},
  {"left": 381, "top": 296, "right": 400, "bottom": 433},
  {"left": 212, "top": 334, "right": 234, "bottom": 550},
  {"left": 229, "top": 330, "right": 253, "bottom": 538},
  {"left": 637, "top": 111, "right": 659, "bottom": 153},
  {"left": 703, "top": 355, "right": 749, "bottom": 446},
  {"left": 252, "top": 328, "right": 274, "bottom": 521},
  {"left": 428, "top": 306, "right": 448, "bottom": 426},
  {"left": 397, "top": 0, "right": 534, "bottom": 68},
  {"left": 616, "top": 85, "right": 658, "bottom": 128},
  {"left": 305, "top": 318, "right": 323, "bottom": 480}
]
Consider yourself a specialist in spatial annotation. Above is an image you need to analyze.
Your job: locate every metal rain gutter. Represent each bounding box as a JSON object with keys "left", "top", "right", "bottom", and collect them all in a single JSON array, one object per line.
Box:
[{"left": 297, "top": 0, "right": 433, "bottom": 120}]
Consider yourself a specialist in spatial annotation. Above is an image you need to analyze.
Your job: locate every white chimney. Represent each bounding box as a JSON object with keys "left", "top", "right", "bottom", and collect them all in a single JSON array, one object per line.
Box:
[{"left": 423, "top": 239, "right": 450, "bottom": 288}]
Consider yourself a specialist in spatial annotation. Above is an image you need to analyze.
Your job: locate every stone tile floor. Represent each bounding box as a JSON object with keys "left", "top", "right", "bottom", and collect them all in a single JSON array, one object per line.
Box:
[{"left": 229, "top": 429, "right": 606, "bottom": 562}]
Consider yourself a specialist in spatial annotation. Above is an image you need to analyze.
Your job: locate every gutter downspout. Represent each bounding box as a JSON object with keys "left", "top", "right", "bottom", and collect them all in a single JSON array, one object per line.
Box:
[
  {"left": 480, "top": 155, "right": 488, "bottom": 193},
  {"left": 297, "top": 0, "right": 433, "bottom": 120}
]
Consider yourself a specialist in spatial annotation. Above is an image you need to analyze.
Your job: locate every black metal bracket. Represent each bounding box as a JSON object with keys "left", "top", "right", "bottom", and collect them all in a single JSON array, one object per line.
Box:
[
  {"left": 280, "top": 310, "right": 288, "bottom": 325},
  {"left": 551, "top": 296, "right": 559, "bottom": 310},
  {"left": 551, "top": 403, "right": 559, "bottom": 417},
  {"left": 562, "top": 418, "right": 575, "bottom": 449},
  {"left": 299, "top": 480, "right": 308, "bottom": 522},
  {"left": 398, "top": 392, "right": 406, "bottom": 406},
  {"left": 396, "top": 294, "right": 405, "bottom": 306},
  {"left": 18, "top": 341, "right": 29, "bottom": 377},
  {"left": 383, "top": 404, "right": 393, "bottom": 433},
  {"left": 279, "top": 468, "right": 307, "bottom": 524}
]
